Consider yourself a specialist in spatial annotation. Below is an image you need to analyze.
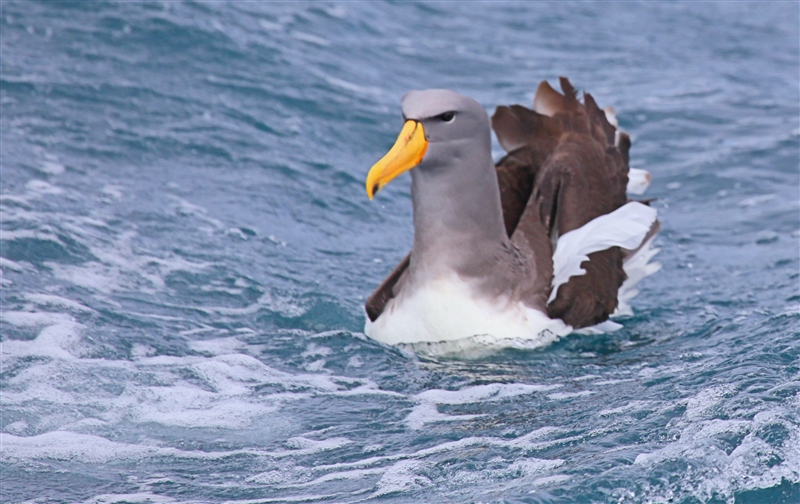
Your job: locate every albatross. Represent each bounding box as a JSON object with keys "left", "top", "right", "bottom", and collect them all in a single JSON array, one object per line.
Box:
[{"left": 363, "top": 78, "right": 659, "bottom": 352}]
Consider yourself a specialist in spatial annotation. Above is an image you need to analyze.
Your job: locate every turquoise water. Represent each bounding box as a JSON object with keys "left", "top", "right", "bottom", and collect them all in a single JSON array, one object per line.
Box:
[{"left": 1, "top": 2, "right": 799, "bottom": 502}]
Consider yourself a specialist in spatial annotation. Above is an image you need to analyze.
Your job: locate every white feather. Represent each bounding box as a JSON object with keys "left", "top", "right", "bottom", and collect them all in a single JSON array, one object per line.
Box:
[
  {"left": 548, "top": 202, "right": 658, "bottom": 305},
  {"left": 614, "top": 233, "right": 661, "bottom": 317},
  {"left": 627, "top": 168, "right": 652, "bottom": 195},
  {"left": 573, "top": 319, "right": 623, "bottom": 334},
  {"left": 603, "top": 106, "right": 619, "bottom": 128}
]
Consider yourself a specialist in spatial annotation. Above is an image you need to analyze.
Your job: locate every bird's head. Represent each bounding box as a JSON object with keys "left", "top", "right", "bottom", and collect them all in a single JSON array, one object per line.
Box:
[{"left": 365, "top": 89, "right": 490, "bottom": 200}]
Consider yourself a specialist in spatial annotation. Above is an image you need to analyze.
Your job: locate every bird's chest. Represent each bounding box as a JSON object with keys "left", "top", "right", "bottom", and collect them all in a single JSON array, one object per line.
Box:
[{"left": 363, "top": 274, "right": 567, "bottom": 346}]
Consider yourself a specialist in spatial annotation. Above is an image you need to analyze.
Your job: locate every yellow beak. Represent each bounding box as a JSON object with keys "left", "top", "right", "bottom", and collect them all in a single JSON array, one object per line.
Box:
[{"left": 366, "top": 120, "right": 428, "bottom": 200}]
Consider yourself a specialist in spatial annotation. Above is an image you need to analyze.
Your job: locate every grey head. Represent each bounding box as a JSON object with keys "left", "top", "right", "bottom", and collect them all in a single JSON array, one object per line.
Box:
[
  {"left": 402, "top": 90, "right": 489, "bottom": 140},
  {"left": 397, "top": 90, "right": 510, "bottom": 281}
]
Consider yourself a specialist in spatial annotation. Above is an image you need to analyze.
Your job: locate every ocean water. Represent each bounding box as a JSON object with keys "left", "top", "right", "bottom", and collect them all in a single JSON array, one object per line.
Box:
[{"left": 1, "top": 1, "right": 799, "bottom": 503}]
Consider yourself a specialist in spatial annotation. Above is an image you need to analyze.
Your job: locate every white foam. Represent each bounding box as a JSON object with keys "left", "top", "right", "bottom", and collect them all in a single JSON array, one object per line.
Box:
[
  {"left": 414, "top": 383, "right": 558, "bottom": 405},
  {"left": 4, "top": 420, "right": 29, "bottom": 434},
  {"left": 594, "top": 378, "right": 637, "bottom": 386},
  {"left": 547, "top": 391, "right": 595, "bottom": 400},
  {"left": 3, "top": 324, "right": 392, "bottom": 437},
  {"left": 47, "top": 231, "right": 212, "bottom": 295},
  {"left": 169, "top": 196, "right": 224, "bottom": 232},
  {"left": 132, "top": 385, "right": 277, "bottom": 429},
  {"left": 1, "top": 432, "right": 160, "bottom": 463},
  {"left": 405, "top": 402, "right": 482, "bottom": 430},
  {"left": 598, "top": 400, "right": 657, "bottom": 417},
  {"left": 81, "top": 493, "right": 177, "bottom": 504},
  {"left": 24, "top": 293, "right": 95, "bottom": 313},
  {"left": 190, "top": 292, "right": 305, "bottom": 318},
  {"left": 266, "top": 437, "right": 353, "bottom": 459},
  {"left": 531, "top": 474, "right": 572, "bottom": 487},
  {"left": 50, "top": 261, "right": 123, "bottom": 294},
  {"left": 684, "top": 384, "right": 734, "bottom": 421},
  {"left": 407, "top": 383, "right": 560, "bottom": 429},
  {"left": 324, "top": 75, "right": 381, "bottom": 97},
  {"left": 501, "top": 458, "right": 565, "bottom": 477},
  {"left": 301, "top": 343, "right": 332, "bottom": 359},
  {"left": 1, "top": 310, "right": 74, "bottom": 327},
  {"left": 291, "top": 31, "right": 330, "bottom": 47},
  {"left": 1, "top": 228, "right": 67, "bottom": 245},
  {"left": 631, "top": 392, "right": 800, "bottom": 502},
  {"left": 738, "top": 194, "right": 777, "bottom": 207},
  {"left": 246, "top": 470, "right": 295, "bottom": 485},
  {"left": 0, "top": 193, "right": 33, "bottom": 206},
  {"left": 100, "top": 184, "right": 124, "bottom": 199},
  {"left": 258, "top": 19, "right": 283, "bottom": 32},
  {"left": 26, "top": 179, "right": 63, "bottom": 196},
  {"left": 122, "top": 353, "right": 346, "bottom": 429},
  {"left": 1, "top": 431, "right": 259, "bottom": 464},
  {"left": 1, "top": 311, "right": 85, "bottom": 361},
  {"left": 371, "top": 460, "right": 432, "bottom": 497},
  {"left": 290, "top": 467, "right": 384, "bottom": 487},
  {"left": 371, "top": 436, "right": 570, "bottom": 498},
  {"left": 446, "top": 457, "right": 566, "bottom": 494},
  {"left": 188, "top": 336, "right": 246, "bottom": 355},
  {"left": 0, "top": 257, "right": 25, "bottom": 271},
  {"left": 222, "top": 494, "right": 337, "bottom": 504},
  {"left": 309, "top": 426, "right": 567, "bottom": 478},
  {"left": 193, "top": 353, "right": 292, "bottom": 395},
  {"left": 40, "top": 159, "right": 66, "bottom": 175}
]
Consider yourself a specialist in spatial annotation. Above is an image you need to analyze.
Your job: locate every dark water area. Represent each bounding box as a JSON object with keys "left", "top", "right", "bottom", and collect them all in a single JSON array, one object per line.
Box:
[{"left": 1, "top": 2, "right": 798, "bottom": 503}]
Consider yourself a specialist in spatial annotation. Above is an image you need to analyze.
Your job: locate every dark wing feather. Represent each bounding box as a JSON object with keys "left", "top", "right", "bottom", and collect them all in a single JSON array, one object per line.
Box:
[
  {"left": 583, "top": 92, "right": 617, "bottom": 146},
  {"left": 365, "top": 253, "right": 409, "bottom": 322},
  {"left": 492, "top": 105, "right": 564, "bottom": 311},
  {"left": 506, "top": 183, "right": 555, "bottom": 311},
  {"left": 492, "top": 105, "right": 561, "bottom": 235},
  {"left": 533, "top": 80, "right": 565, "bottom": 117},
  {"left": 531, "top": 78, "right": 631, "bottom": 327}
]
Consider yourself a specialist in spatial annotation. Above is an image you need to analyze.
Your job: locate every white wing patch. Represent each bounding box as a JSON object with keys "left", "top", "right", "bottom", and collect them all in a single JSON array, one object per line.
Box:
[
  {"left": 603, "top": 106, "right": 619, "bottom": 128},
  {"left": 548, "top": 202, "right": 658, "bottom": 305},
  {"left": 615, "top": 233, "right": 662, "bottom": 317},
  {"left": 627, "top": 168, "right": 652, "bottom": 195}
]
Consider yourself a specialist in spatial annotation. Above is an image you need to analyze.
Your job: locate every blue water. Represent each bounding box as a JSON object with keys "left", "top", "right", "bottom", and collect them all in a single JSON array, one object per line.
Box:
[{"left": 1, "top": 2, "right": 799, "bottom": 503}]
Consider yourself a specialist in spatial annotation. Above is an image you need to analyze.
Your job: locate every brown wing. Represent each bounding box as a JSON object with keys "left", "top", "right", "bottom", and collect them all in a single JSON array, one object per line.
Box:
[
  {"left": 366, "top": 77, "right": 632, "bottom": 327},
  {"left": 527, "top": 78, "right": 630, "bottom": 327},
  {"left": 491, "top": 105, "right": 563, "bottom": 311},
  {"left": 492, "top": 105, "right": 561, "bottom": 235},
  {"left": 493, "top": 77, "right": 633, "bottom": 327},
  {"left": 365, "top": 253, "right": 409, "bottom": 322}
]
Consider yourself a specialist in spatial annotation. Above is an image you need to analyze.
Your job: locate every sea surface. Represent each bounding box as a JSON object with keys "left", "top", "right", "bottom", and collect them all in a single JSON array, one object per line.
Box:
[{"left": 1, "top": 2, "right": 799, "bottom": 503}]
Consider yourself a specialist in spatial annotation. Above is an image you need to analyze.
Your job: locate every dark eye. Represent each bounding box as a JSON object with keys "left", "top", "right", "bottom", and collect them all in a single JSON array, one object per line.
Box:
[{"left": 438, "top": 111, "right": 455, "bottom": 123}]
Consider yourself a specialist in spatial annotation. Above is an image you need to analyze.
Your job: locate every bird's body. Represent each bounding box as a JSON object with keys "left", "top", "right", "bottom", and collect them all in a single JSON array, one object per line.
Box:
[{"left": 363, "top": 78, "right": 659, "bottom": 352}]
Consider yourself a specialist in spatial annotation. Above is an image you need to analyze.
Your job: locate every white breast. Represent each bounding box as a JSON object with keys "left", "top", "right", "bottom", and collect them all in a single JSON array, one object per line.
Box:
[{"left": 364, "top": 274, "right": 571, "bottom": 346}]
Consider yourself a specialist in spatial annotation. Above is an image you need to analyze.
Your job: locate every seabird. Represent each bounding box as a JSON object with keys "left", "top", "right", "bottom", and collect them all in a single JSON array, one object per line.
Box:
[{"left": 363, "top": 78, "right": 659, "bottom": 351}]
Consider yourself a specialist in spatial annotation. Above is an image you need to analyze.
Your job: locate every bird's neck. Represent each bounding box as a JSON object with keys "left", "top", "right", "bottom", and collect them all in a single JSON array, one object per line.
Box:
[{"left": 409, "top": 140, "right": 509, "bottom": 282}]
